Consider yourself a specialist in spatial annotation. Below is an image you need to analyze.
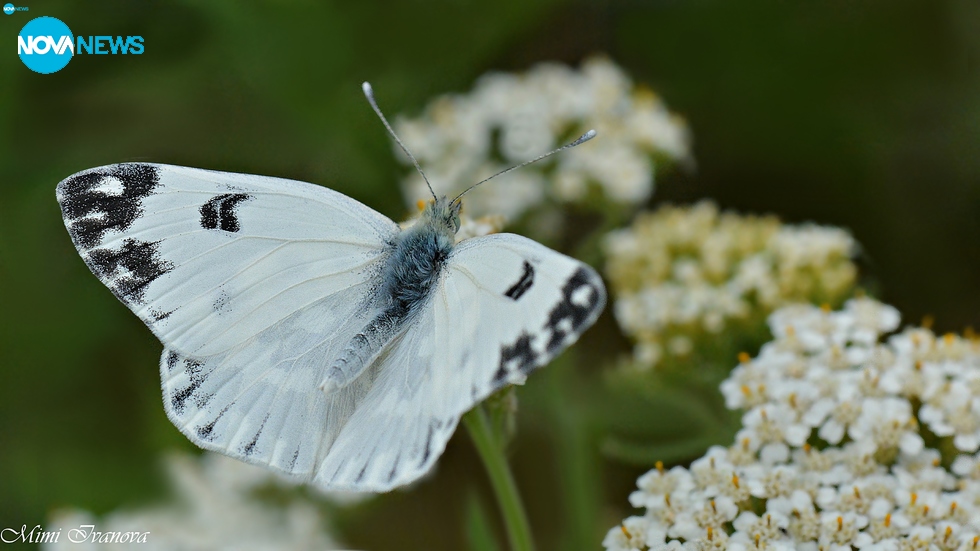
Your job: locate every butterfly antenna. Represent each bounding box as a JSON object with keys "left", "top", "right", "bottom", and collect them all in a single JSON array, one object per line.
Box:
[
  {"left": 451, "top": 129, "right": 597, "bottom": 206},
  {"left": 362, "top": 82, "right": 437, "bottom": 201}
]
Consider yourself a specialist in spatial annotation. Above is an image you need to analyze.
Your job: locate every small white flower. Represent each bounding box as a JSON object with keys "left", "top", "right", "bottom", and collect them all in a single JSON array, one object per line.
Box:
[
  {"left": 603, "top": 516, "right": 657, "bottom": 551},
  {"left": 842, "top": 298, "right": 901, "bottom": 345},
  {"left": 849, "top": 397, "right": 924, "bottom": 456},
  {"left": 731, "top": 511, "right": 793, "bottom": 549},
  {"left": 688, "top": 495, "right": 739, "bottom": 536},
  {"left": 690, "top": 446, "right": 736, "bottom": 495},
  {"left": 819, "top": 511, "right": 870, "bottom": 549},
  {"left": 739, "top": 403, "right": 811, "bottom": 449},
  {"left": 630, "top": 463, "right": 696, "bottom": 509},
  {"left": 952, "top": 454, "right": 980, "bottom": 479},
  {"left": 894, "top": 449, "right": 954, "bottom": 494}
]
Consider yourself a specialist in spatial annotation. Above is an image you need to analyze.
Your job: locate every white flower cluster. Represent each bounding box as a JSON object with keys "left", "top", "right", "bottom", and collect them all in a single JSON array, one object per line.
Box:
[
  {"left": 44, "top": 453, "right": 341, "bottom": 551},
  {"left": 605, "top": 299, "right": 980, "bottom": 551},
  {"left": 396, "top": 56, "right": 691, "bottom": 220},
  {"left": 604, "top": 201, "right": 857, "bottom": 368}
]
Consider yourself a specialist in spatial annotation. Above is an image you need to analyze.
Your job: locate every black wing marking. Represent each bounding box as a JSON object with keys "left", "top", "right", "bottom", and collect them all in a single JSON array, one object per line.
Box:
[
  {"left": 199, "top": 193, "right": 252, "bottom": 232},
  {"left": 58, "top": 163, "right": 160, "bottom": 249},
  {"left": 493, "top": 332, "right": 537, "bottom": 385},
  {"left": 494, "top": 266, "right": 604, "bottom": 384},
  {"left": 86, "top": 238, "right": 174, "bottom": 305},
  {"left": 543, "top": 268, "right": 603, "bottom": 354},
  {"left": 504, "top": 261, "right": 535, "bottom": 300},
  {"left": 168, "top": 352, "right": 206, "bottom": 416},
  {"left": 57, "top": 164, "right": 174, "bottom": 306}
]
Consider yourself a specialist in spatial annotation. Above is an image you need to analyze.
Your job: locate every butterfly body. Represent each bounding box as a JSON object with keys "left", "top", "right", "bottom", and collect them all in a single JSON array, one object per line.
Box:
[
  {"left": 381, "top": 198, "right": 459, "bottom": 314},
  {"left": 57, "top": 163, "right": 605, "bottom": 491},
  {"left": 324, "top": 198, "right": 460, "bottom": 392}
]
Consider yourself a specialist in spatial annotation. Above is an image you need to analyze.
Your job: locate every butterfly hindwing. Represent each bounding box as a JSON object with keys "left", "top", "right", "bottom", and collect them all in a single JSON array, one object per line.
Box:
[
  {"left": 56, "top": 163, "right": 399, "bottom": 357},
  {"left": 159, "top": 278, "right": 383, "bottom": 480},
  {"left": 313, "top": 233, "right": 605, "bottom": 490}
]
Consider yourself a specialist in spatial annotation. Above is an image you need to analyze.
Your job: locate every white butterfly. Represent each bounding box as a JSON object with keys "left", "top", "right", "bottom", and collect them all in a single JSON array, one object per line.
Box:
[{"left": 55, "top": 83, "right": 606, "bottom": 492}]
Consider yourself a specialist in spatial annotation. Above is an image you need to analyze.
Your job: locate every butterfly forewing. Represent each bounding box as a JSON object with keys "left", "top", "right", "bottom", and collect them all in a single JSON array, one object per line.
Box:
[
  {"left": 313, "top": 233, "right": 605, "bottom": 490},
  {"left": 442, "top": 234, "right": 605, "bottom": 394},
  {"left": 56, "top": 163, "right": 399, "bottom": 357}
]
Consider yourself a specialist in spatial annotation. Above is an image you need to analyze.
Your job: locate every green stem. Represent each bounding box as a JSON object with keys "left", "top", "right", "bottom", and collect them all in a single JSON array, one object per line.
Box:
[{"left": 463, "top": 404, "right": 535, "bottom": 551}]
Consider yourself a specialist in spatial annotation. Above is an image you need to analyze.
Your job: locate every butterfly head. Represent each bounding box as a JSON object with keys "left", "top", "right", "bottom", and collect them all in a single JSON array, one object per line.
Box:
[{"left": 419, "top": 197, "right": 462, "bottom": 237}]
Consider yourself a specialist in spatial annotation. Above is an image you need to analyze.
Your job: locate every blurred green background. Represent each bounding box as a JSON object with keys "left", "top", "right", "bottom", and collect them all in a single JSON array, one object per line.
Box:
[{"left": 2, "top": 0, "right": 979, "bottom": 549}]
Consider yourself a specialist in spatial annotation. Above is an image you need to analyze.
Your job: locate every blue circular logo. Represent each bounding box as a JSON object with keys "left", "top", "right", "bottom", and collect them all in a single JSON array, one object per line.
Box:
[
  {"left": 18, "top": 16, "right": 73, "bottom": 74},
  {"left": 3, "top": 4, "right": 15, "bottom": 15}
]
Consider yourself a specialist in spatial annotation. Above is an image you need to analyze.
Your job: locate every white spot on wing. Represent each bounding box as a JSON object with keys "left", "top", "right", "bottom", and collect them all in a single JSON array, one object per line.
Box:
[
  {"left": 76, "top": 211, "right": 107, "bottom": 224},
  {"left": 530, "top": 336, "right": 547, "bottom": 356},
  {"left": 556, "top": 318, "right": 573, "bottom": 335},
  {"left": 90, "top": 175, "right": 125, "bottom": 195},
  {"left": 571, "top": 285, "right": 593, "bottom": 307}
]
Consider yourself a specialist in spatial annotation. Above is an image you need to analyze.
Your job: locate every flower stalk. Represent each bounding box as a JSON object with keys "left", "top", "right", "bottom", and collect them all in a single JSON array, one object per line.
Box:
[{"left": 463, "top": 404, "right": 535, "bottom": 551}]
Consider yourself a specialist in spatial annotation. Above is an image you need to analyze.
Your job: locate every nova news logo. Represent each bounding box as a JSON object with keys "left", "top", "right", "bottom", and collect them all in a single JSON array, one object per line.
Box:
[
  {"left": 17, "top": 16, "right": 144, "bottom": 74},
  {"left": 4, "top": 4, "right": 29, "bottom": 16}
]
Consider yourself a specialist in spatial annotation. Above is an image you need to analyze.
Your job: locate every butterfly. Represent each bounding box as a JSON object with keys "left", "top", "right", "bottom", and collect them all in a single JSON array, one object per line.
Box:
[{"left": 55, "top": 83, "right": 606, "bottom": 492}]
